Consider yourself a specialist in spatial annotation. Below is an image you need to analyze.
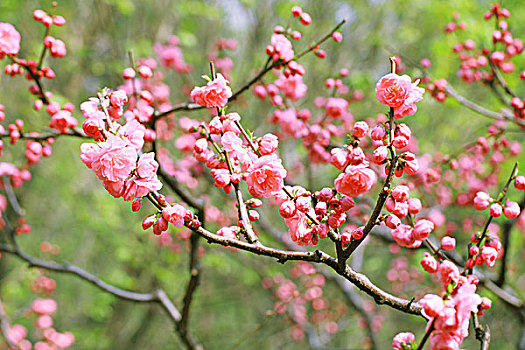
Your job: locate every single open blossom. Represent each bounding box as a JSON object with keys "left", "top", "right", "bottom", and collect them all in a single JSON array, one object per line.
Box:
[
  {"left": 190, "top": 73, "right": 232, "bottom": 108},
  {"left": 0, "top": 23, "right": 21, "bottom": 57},
  {"left": 122, "top": 153, "right": 162, "bottom": 201},
  {"left": 375, "top": 73, "right": 424, "bottom": 118},
  {"left": 258, "top": 133, "right": 278, "bottom": 155},
  {"left": 334, "top": 165, "right": 376, "bottom": 197},
  {"left": 246, "top": 154, "right": 287, "bottom": 198},
  {"left": 80, "top": 135, "right": 138, "bottom": 183}
]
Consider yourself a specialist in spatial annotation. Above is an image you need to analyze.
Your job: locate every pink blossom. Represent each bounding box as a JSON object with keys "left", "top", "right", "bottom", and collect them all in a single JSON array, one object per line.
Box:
[
  {"left": 272, "top": 109, "right": 308, "bottom": 139},
  {"left": 217, "top": 226, "right": 237, "bottom": 239},
  {"left": 49, "top": 110, "right": 78, "bottom": 133},
  {"left": 334, "top": 165, "right": 376, "bottom": 197},
  {"left": 162, "top": 203, "right": 186, "bottom": 228},
  {"left": 386, "top": 214, "right": 400, "bottom": 229},
  {"left": 515, "top": 175, "right": 525, "bottom": 190},
  {"left": 391, "top": 224, "right": 421, "bottom": 248},
  {"left": 279, "top": 200, "right": 296, "bottom": 218},
  {"left": 412, "top": 219, "right": 434, "bottom": 240},
  {"left": 473, "top": 191, "right": 491, "bottom": 210},
  {"left": 31, "top": 298, "right": 57, "bottom": 315},
  {"left": 154, "top": 40, "right": 191, "bottom": 73},
  {"left": 270, "top": 34, "right": 294, "bottom": 62},
  {"left": 391, "top": 185, "right": 410, "bottom": 202},
  {"left": 375, "top": 73, "right": 424, "bottom": 117},
  {"left": 441, "top": 236, "right": 456, "bottom": 251},
  {"left": 408, "top": 198, "right": 422, "bottom": 214},
  {"left": 375, "top": 73, "right": 412, "bottom": 108},
  {"left": 330, "top": 148, "right": 349, "bottom": 169},
  {"left": 190, "top": 73, "right": 232, "bottom": 108},
  {"left": 285, "top": 212, "right": 315, "bottom": 246},
  {"left": 0, "top": 23, "right": 21, "bottom": 57},
  {"left": 481, "top": 246, "right": 497, "bottom": 267},
  {"left": 421, "top": 252, "right": 438, "bottom": 273},
  {"left": 6, "top": 324, "right": 27, "bottom": 344},
  {"left": 351, "top": 121, "right": 369, "bottom": 138},
  {"left": 119, "top": 119, "right": 146, "bottom": 151},
  {"left": 122, "top": 153, "right": 162, "bottom": 201},
  {"left": 259, "top": 133, "right": 278, "bottom": 155},
  {"left": 325, "top": 97, "right": 348, "bottom": 119},
  {"left": 392, "top": 332, "right": 415, "bottom": 350},
  {"left": 372, "top": 146, "right": 388, "bottom": 164},
  {"left": 370, "top": 125, "right": 386, "bottom": 140},
  {"left": 420, "top": 294, "right": 445, "bottom": 318},
  {"left": 439, "top": 260, "right": 459, "bottom": 285},
  {"left": 110, "top": 90, "right": 128, "bottom": 108},
  {"left": 80, "top": 135, "right": 138, "bottom": 183},
  {"left": 36, "top": 315, "right": 53, "bottom": 329},
  {"left": 246, "top": 154, "right": 286, "bottom": 198},
  {"left": 274, "top": 73, "right": 307, "bottom": 101},
  {"left": 503, "top": 199, "right": 520, "bottom": 219},
  {"left": 221, "top": 131, "right": 244, "bottom": 153},
  {"left": 489, "top": 203, "right": 502, "bottom": 217}
]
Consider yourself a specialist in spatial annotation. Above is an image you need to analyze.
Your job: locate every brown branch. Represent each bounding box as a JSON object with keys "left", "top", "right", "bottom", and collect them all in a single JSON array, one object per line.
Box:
[
  {"left": 445, "top": 84, "right": 525, "bottom": 127},
  {"left": 489, "top": 60, "right": 518, "bottom": 99},
  {"left": 256, "top": 217, "right": 380, "bottom": 348},
  {"left": 0, "top": 128, "right": 88, "bottom": 141},
  {"left": 190, "top": 223, "right": 423, "bottom": 316},
  {"left": 179, "top": 231, "right": 201, "bottom": 334}
]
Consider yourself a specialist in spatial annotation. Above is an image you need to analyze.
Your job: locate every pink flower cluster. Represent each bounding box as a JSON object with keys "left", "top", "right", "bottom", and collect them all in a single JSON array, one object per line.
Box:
[
  {"left": 0, "top": 23, "right": 21, "bottom": 58},
  {"left": 390, "top": 219, "right": 434, "bottom": 248},
  {"left": 154, "top": 35, "right": 192, "bottom": 73},
  {"left": 375, "top": 73, "right": 424, "bottom": 118},
  {"left": 190, "top": 73, "right": 232, "bottom": 108},
  {"left": 274, "top": 73, "right": 307, "bottom": 101},
  {"left": 419, "top": 277, "right": 485, "bottom": 350},
  {"left": 46, "top": 102, "right": 77, "bottom": 133},
  {"left": 385, "top": 185, "right": 422, "bottom": 229},
  {"left": 267, "top": 34, "right": 295, "bottom": 62},
  {"left": 473, "top": 191, "right": 520, "bottom": 218},
  {"left": 81, "top": 135, "right": 161, "bottom": 201}
]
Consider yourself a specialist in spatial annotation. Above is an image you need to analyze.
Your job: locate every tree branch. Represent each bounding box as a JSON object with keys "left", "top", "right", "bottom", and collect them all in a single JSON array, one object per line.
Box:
[{"left": 190, "top": 223, "right": 423, "bottom": 316}]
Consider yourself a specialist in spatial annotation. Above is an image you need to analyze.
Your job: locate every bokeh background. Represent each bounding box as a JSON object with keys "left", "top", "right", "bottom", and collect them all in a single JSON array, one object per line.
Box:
[{"left": 0, "top": 0, "right": 524, "bottom": 349}]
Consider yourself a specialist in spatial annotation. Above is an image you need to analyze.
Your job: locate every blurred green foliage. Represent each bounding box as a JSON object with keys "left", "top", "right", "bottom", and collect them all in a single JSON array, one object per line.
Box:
[{"left": 0, "top": 0, "right": 524, "bottom": 349}]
